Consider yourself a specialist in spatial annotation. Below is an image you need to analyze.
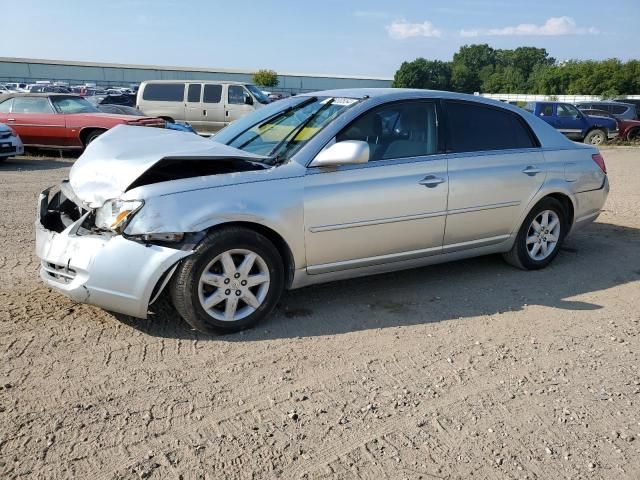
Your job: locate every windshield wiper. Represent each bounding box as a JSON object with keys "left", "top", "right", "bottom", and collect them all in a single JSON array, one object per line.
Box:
[{"left": 266, "top": 98, "right": 336, "bottom": 166}]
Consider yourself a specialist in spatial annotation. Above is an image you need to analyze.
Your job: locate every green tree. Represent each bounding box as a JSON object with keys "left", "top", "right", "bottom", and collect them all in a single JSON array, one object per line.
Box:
[
  {"left": 252, "top": 69, "right": 279, "bottom": 88},
  {"left": 451, "top": 44, "right": 497, "bottom": 92},
  {"left": 392, "top": 58, "right": 451, "bottom": 90}
]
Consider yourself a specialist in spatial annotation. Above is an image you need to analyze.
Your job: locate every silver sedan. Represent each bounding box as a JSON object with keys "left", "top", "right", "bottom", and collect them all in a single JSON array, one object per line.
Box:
[{"left": 35, "top": 89, "right": 609, "bottom": 332}]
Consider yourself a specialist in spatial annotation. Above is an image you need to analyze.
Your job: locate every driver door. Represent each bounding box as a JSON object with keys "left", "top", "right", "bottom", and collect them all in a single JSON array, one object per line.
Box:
[
  {"left": 303, "top": 100, "right": 448, "bottom": 274},
  {"left": 556, "top": 103, "right": 586, "bottom": 140}
]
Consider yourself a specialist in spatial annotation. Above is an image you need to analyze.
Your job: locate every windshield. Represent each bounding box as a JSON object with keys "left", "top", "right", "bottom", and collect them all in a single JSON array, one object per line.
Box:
[
  {"left": 51, "top": 96, "right": 100, "bottom": 114},
  {"left": 212, "top": 96, "right": 360, "bottom": 160},
  {"left": 245, "top": 84, "right": 270, "bottom": 104}
]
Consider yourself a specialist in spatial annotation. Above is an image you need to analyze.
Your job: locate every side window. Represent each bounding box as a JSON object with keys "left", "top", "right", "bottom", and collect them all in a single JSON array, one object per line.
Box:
[
  {"left": 445, "top": 101, "right": 536, "bottom": 153},
  {"left": 228, "top": 85, "right": 247, "bottom": 105},
  {"left": 203, "top": 84, "right": 222, "bottom": 103},
  {"left": 558, "top": 104, "right": 580, "bottom": 117},
  {"left": 610, "top": 104, "right": 627, "bottom": 115},
  {"left": 336, "top": 102, "right": 438, "bottom": 161},
  {"left": 0, "top": 98, "right": 12, "bottom": 113},
  {"left": 187, "top": 84, "right": 201, "bottom": 103},
  {"left": 142, "top": 83, "right": 185, "bottom": 102},
  {"left": 538, "top": 104, "right": 553, "bottom": 116},
  {"left": 12, "top": 97, "right": 54, "bottom": 114}
]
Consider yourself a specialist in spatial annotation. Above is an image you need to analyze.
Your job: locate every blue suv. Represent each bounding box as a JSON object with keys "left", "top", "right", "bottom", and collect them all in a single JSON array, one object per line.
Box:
[{"left": 524, "top": 102, "right": 618, "bottom": 145}]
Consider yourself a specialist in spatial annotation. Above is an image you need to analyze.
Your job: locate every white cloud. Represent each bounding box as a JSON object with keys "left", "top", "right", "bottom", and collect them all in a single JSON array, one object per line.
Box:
[
  {"left": 460, "top": 16, "right": 599, "bottom": 37},
  {"left": 386, "top": 19, "right": 442, "bottom": 39}
]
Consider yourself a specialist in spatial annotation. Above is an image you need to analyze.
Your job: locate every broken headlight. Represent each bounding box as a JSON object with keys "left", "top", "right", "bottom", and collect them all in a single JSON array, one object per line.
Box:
[{"left": 94, "top": 200, "right": 143, "bottom": 231}]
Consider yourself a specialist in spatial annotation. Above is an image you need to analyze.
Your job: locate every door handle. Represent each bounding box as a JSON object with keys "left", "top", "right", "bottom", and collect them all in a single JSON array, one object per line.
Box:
[
  {"left": 203, "top": 109, "right": 207, "bottom": 116},
  {"left": 225, "top": 110, "right": 230, "bottom": 117},
  {"left": 522, "top": 166, "right": 542, "bottom": 176},
  {"left": 418, "top": 175, "right": 446, "bottom": 188},
  {"left": 7, "top": 118, "right": 15, "bottom": 122}
]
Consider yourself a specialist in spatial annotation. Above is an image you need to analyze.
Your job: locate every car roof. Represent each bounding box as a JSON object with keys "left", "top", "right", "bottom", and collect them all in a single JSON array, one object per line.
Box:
[
  {"left": 578, "top": 100, "right": 634, "bottom": 106},
  {"left": 140, "top": 79, "right": 248, "bottom": 85},
  {"left": 299, "top": 88, "right": 522, "bottom": 110}
]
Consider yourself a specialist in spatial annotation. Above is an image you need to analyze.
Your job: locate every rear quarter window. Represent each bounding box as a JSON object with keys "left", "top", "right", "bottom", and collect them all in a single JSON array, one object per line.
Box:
[
  {"left": 0, "top": 98, "right": 12, "bottom": 113},
  {"left": 445, "top": 101, "right": 538, "bottom": 153},
  {"left": 142, "top": 83, "right": 185, "bottom": 102}
]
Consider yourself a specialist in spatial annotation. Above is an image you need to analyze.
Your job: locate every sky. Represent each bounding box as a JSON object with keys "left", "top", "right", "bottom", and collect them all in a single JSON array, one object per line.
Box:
[{"left": 1, "top": 0, "right": 639, "bottom": 78}]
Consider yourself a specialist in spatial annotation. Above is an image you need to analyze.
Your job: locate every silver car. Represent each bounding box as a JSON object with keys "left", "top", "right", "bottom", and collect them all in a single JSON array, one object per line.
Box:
[
  {"left": 35, "top": 89, "right": 609, "bottom": 332},
  {"left": 0, "top": 122, "right": 24, "bottom": 161}
]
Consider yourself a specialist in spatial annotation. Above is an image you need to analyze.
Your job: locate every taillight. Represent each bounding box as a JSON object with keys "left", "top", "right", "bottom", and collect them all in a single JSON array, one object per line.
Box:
[{"left": 592, "top": 153, "right": 607, "bottom": 174}]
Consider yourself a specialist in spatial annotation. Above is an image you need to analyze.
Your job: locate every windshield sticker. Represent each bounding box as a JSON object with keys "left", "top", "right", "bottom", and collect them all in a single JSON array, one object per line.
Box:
[{"left": 322, "top": 97, "right": 358, "bottom": 106}]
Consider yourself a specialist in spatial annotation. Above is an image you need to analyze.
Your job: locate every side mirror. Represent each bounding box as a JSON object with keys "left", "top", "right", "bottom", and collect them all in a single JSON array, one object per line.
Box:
[
  {"left": 310, "top": 140, "right": 370, "bottom": 167},
  {"left": 244, "top": 95, "right": 254, "bottom": 105}
]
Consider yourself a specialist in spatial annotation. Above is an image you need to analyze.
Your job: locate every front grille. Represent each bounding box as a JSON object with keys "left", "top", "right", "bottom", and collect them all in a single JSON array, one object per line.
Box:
[
  {"left": 0, "top": 146, "right": 16, "bottom": 154},
  {"left": 42, "top": 261, "right": 76, "bottom": 284}
]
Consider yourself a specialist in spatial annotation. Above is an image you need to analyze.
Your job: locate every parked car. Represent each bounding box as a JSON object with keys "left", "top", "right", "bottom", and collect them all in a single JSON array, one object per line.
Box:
[
  {"left": 614, "top": 98, "right": 640, "bottom": 114},
  {"left": 575, "top": 101, "right": 638, "bottom": 121},
  {"left": 136, "top": 80, "right": 269, "bottom": 133},
  {"left": 3, "top": 83, "right": 28, "bottom": 92},
  {"left": 35, "top": 89, "right": 609, "bottom": 332},
  {"left": 97, "top": 104, "right": 196, "bottom": 133},
  {"left": 0, "top": 122, "right": 24, "bottom": 162},
  {"left": 0, "top": 93, "right": 165, "bottom": 149},
  {"left": 579, "top": 108, "right": 640, "bottom": 141},
  {"left": 0, "top": 84, "right": 16, "bottom": 94},
  {"left": 87, "top": 93, "right": 136, "bottom": 107},
  {"left": 523, "top": 101, "right": 618, "bottom": 145}
]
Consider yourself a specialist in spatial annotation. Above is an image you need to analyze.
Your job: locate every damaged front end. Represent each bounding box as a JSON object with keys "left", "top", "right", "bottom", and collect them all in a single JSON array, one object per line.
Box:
[{"left": 35, "top": 183, "right": 192, "bottom": 318}]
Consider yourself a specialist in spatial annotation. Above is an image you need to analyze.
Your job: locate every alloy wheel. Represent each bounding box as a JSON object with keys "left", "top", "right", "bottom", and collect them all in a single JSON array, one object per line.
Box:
[
  {"left": 526, "top": 210, "right": 561, "bottom": 261},
  {"left": 197, "top": 249, "right": 270, "bottom": 322}
]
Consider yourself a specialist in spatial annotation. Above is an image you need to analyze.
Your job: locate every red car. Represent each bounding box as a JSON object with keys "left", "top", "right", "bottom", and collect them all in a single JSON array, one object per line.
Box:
[
  {"left": 0, "top": 93, "right": 165, "bottom": 149},
  {"left": 580, "top": 108, "right": 640, "bottom": 141}
]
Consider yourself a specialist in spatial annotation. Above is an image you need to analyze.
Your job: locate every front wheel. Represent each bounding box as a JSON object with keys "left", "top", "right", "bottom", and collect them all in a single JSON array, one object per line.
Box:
[
  {"left": 170, "top": 227, "right": 284, "bottom": 333},
  {"left": 584, "top": 129, "right": 606, "bottom": 145},
  {"left": 503, "top": 198, "right": 567, "bottom": 270}
]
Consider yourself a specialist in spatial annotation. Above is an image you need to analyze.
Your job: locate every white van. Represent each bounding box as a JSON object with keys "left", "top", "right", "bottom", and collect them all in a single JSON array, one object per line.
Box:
[{"left": 136, "top": 80, "right": 269, "bottom": 133}]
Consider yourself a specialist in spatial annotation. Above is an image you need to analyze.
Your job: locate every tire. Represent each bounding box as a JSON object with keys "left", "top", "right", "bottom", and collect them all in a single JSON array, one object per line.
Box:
[
  {"left": 170, "top": 227, "right": 284, "bottom": 333},
  {"left": 83, "top": 129, "right": 105, "bottom": 146},
  {"left": 627, "top": 127, "right": 640, "bottom": 141},
  {"left": 583, "top": 129, "right": 606, "bottom": 145},
  {"left": 503, "top": 197, "right": 567, "bottom": 270}
]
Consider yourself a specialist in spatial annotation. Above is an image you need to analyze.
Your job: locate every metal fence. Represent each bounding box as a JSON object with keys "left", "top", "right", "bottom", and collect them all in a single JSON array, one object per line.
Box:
[{"left": 479, "top": 93, "right": 640, "bottom": 102}]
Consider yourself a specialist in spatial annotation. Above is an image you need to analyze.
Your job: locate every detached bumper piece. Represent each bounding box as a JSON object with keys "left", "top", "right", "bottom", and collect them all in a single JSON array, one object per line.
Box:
[{"left": 35, "top": 186, "right": 191, "bottom": 318}]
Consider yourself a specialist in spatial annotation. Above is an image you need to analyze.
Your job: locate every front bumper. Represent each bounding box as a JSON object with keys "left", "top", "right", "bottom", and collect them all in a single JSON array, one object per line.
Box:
[
  {"left": 35, "top": 188, "right": 191, "bottom": 318},
  {"left": 0, "top": 134, "right": 24, "bottom": 157}
]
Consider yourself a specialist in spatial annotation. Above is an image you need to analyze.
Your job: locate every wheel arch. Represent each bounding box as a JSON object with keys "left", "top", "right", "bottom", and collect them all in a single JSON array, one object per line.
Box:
[
  {"left": 200, "top": 221, "right": 296, "bottom": 289},
  {"left": 79, "top": 126, "right": 108, "bottom": 146},
  {"left": 516, "top": 188, "right": 577, "bottom": 239}
]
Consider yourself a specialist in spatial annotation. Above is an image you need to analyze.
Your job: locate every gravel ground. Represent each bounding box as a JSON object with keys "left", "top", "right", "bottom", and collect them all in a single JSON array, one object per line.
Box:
[{"left": 1, "top": 148, "right": 639, "bottom": 479}]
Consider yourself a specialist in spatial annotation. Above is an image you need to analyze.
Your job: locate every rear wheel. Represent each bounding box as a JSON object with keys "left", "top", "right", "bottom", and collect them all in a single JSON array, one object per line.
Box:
[
  {"left": 584, "top": 129, "right": 606, "bottom": 145},
  {"left": 503, "top": 198, "right": 567, "bottom": 270},
  {"left": 171, "top": 227, "right": 284, "bottom": 333}
]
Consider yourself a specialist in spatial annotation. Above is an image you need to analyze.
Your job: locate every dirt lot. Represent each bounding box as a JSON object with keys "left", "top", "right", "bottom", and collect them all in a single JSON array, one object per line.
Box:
[{"left": 1, "top": 148, "right": 639, "bottom": 480}]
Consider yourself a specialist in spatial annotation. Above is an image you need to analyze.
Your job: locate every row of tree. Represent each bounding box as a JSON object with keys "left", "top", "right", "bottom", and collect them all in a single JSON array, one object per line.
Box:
[{"left": 393, "top": 44, "right": 640, "bottom": 97}]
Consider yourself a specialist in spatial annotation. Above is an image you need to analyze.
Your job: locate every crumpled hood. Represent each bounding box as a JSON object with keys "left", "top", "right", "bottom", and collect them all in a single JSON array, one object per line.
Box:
[{"left": 69, "top": 125, "right": 264, "bottom": 207}]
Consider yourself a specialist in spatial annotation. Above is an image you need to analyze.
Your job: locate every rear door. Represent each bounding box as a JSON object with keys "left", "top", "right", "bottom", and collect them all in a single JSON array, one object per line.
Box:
[
  {"left": 225, "top": 85, "right": 254, "bottom": 125},
  {"left": 4, "top": 97, "right": 65, "bottom": 146},
  {"left": 442, "top": 101, "right": 545, "bottom": 250}
]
